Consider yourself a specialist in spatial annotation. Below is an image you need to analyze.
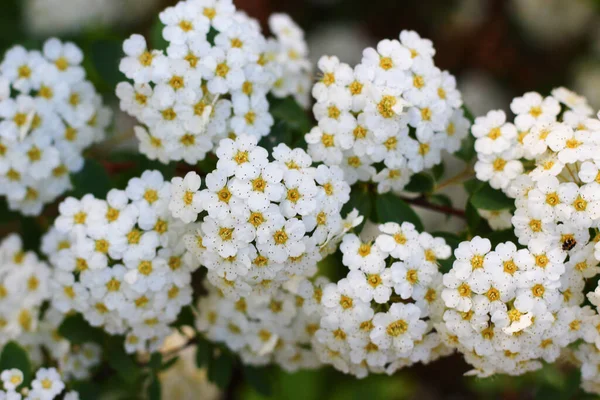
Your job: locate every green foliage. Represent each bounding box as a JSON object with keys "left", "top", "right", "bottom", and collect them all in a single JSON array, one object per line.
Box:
[
  {"left": 470, "top": 183, "right": 514, "bottom": 210},
  {"left": 58, "top": 314, "right": 105, "bottom": 345},
  {"left": 106, "top": 337, "right": 142, "bottom": 386},
  {"left": 195, "top": 336, "right": 213, "bottom": 369},
  {"left": 465, "top": 202, "right": 482, "bottom": 236},
  {"left": 342, "top": 185, "right": 372, "bottom": 224},
  {"left": 207, "top": 348, "right": 234, "bottom": 389},
  {"left": 374, "top": 192, "right": 423, "bottom": 231},
  {"left": 404, "top": 172, "right": 435, "bottom": 193},
  {"left": 454, "top": 133, "right": 475, "bottom": 163},
  {"left": 70, "top": 381, "right": 101, "bottom": 400},
  {"left": 89, "top": 38, "right": 123, "bottom": 90},
  {"left": 147, "top": 373, "right": 162, "bottom": 400},
  {"left": 150, "top": 18, "right": 169, "bottom": 50},
  {"left": 19, "top": 216, "right": 43, "bottom": 252},
  {"left": 244, "top": 366, "right": 273, "bottom": 397},
  {"left": 488, "top": 229, "right": 519, "bottom": 247},
  {"left": 432, "top": 162, "right": 445, "bottom": 180},
  {"left": 263, "top": 96, "right": 313, "bottom": 150},
  {"left": 0, "top": 342, "right": 32, "bottom": 388},
  {"left": 71, "top": 159, "right": 112, "bottom": 198}
]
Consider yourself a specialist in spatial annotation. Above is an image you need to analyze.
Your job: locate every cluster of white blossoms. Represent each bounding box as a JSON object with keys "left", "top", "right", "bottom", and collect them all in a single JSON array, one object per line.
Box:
[
  {"left": 0, "top": 38, "right": 110, "bottom": 216},
  {"left": 173, "top": 134, "right": 351, "bottom": 296},
  {"left": 0, "top": 235, "right": 101, "bottom": 382},
  {"left": 42, "top": 170, "right": 201, "bottom": 354},
  {"left": 196, "top": 281, "right": 323, "bottom": 372},
  {"left": 0, "top": 235, "right": 51, "bottom": 345},
  {"left": 116, "top": 0, "right": 311, "bottom": 165},
  {"left": 15, "top": 307, "right": 102, "bottom": 382},
  {"left": 439, "top": 236, "right": 597, "bottom": 377},
  {"left": 0, "top": 367, "right": 79, "bottom": 400},
  {"left": 450, "top": 89, "right": 600, "bottom": 383},
  {"left": 311, "top": 222, "right": 452, "bottom": 377},
  {"left": 305, "top": 30, "right": 470, "bottom": 193}
]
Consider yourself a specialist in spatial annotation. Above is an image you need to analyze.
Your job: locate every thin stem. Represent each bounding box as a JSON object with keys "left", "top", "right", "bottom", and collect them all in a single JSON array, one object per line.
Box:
[
  {"left": 435, "top": 165, "right": 475, "bottom": 192},
  {"left": 399, "top": 196, "right": 466, "bottom": 219}
]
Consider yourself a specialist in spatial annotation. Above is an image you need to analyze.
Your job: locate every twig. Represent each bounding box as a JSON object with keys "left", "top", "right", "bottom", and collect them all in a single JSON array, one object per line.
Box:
[
  {"left": 400, "top": 196, "right": 466, "bottom": 219},
  {"left": 435, "top": 166, "right": 475, "bottom": 192}
]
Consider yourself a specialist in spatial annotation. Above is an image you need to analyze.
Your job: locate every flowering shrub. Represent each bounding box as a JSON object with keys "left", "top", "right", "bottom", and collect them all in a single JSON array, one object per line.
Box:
[{"left": 3, "top": 0, "right": 600, "bottom": 398}]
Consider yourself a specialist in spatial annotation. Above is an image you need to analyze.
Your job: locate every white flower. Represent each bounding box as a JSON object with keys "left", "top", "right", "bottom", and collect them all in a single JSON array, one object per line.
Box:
[
  {"left": 119, "top": 34, "right": 166, "bottom": 84},
  {"left": 370, "top": 303, "right": 426, "bottom": 351},
  {"left": 472, "top": 110, "right": 517, "bottom": 155},
  {"left": 510, "top": 92, "right": 560, "bottom": 131},
  {"left": 340, "top": 234, "right": 386, "bottom": 274},
  {"left": 30, "top": 368, "right": 65, "bottom": 399},
  {"left": 169, "top": 172, "right": 202, "bottom": 223},
  {"left": 1, "top": 369, "right": 23, "bottom": 391}
]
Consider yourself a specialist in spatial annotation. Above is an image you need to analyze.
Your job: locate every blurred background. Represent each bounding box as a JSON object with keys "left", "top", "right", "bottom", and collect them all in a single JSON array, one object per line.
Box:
[{"left": 2, "top": 0, "right": 600, "bottom": 398}]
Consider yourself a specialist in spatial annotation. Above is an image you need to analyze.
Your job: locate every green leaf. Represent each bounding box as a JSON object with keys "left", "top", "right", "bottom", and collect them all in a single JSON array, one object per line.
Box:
[
  {"left": 269, "top": 96, "right": 312, "bottom": 135},
  {"left": 172, "top": 306, "right": 195, "bottom": 328},
  {"left": 71, "top": 159, "right": 111, "bottom": 198},
  {"left": 195, "top": 336, "right": 212, "bottom": 368},
  {"left": 464, "top": 178, "right": 484, "bottom": 195},
  {"left": 259, "top": 121, "right": 292, "bottom": 153},
  {"left": 404, "top": 173, "right": 434, "bottom": 193},
  {"left": 470, "top": 183, "right": 514, "bottom": 210},
  {"left": 207, "top": 349, "right": 234, "bottom": 389},
  {"left": 432, "top": 162, "right": 445, "bottom": 180},
  {"left": 19, "top": 216, "right": 43, "bottom": 251},
  {"left": 455, "top": 133, "right": 475, "bottom": 163},
  {"left": 148, "top": 353, "right": 163, "bottom": 371},
  {"left": 244, "top": 366, "right": 273, "bottom": 397},
  {"left": 374, "top": 193, "right": 423, "bottom": 231},
  {"left": 90, "top": 38, "right": 123, "bottom": 89},
  {"left": 0, "top": 342, "right": 32, "bottom": 388},
  {"left": 488, "top": 229, "right": 518, "bottom": 247},
  {"left": 70, "top": 381, "right": 101, "bottom": 400},
  {"left": 148, "top": 374, "right": 162, "bottom": 400},
  {"left": 150, "top": 18, "right": 169, "bottom": 50},
  {"left": 58, "top": 314, "right": 104, "bottom": 345},
  {"left": 342, "top": 185, "right": 372, "bottom": 223},
  {"left": 160, "top": 356, "right": 179, "bottom": 371},
  {"left": 106, "top": 337, "right": 141, "bottom": 385},
  {"left": 465, "top": 202, "right": 481, "bottom": 233}
]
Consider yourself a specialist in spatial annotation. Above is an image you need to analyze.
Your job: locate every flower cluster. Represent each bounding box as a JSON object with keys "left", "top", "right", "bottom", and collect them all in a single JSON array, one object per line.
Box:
[
  {"left": 305, "top": 30, "right": 470, "bottom": 193},
  {"left": 0, "top": 38, "right": 109, "bottom": 215},
  {"left": 453, "top": 88, "right": 600, "bottom": 391},
  {"left": 0, "top": 367, "right": 79, "bottom": 400},
  {"left": 439, "top": 236, "right": 596, "bottom": 377},
  {"left": 43, "top": 170, "right": 200, "bottom": 353},
  {"left": 175, "top": 134, "right": 351, "bottom": 296},
  {"left": 116, "top": 0, "right": 311, "bottom": 165},
  {"left": 15, "top": 308, "right": 101, "bottom": 382},
  {"left": 0, "top": 235, "right": 51, "bottom": 345},
  {"left": 196, "top": 281, "right": 322, "bottom": 372},
  {"left": 313, "top": 222, "right": 452, "bottom": 377}
]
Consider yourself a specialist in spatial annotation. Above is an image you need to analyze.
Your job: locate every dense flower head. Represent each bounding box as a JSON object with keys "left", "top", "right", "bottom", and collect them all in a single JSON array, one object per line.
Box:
[
  {"left": 439, "top": 235, "right": 598, "bottom": 377},
  {"left": 43, "top": 170, "right": 200, "bottom": 354},
  {"left": 116, "top": 0, "right": 311, "bottom": 165},
  {"left": 174, "top": 134, "right": 352, "bottom": 296},
  {"left": 196, "top": 281, "right": 323, "bottom": 372},
  {"left": 311, "top": 222, "right": 450, "bottom": 378},
  {"left": 0, "top": 234, "right": 51, "bottom": 346},
  {"left": 0, "top": 38, "right": 110, "bottom": 215},
  {"left": 196, "top": 221, "right": 452, "bottom": 377},
  {"left": 305, "top": 30, "right": 470, "bottom": 193},
  {"left": 0, "top": 366, "right": 80, "bottom": 399}
]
